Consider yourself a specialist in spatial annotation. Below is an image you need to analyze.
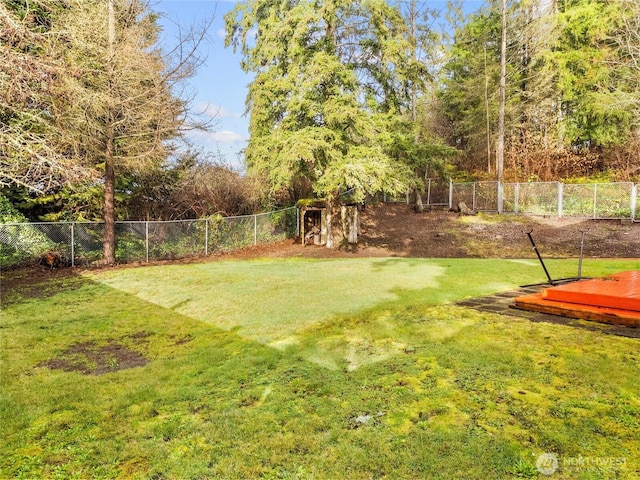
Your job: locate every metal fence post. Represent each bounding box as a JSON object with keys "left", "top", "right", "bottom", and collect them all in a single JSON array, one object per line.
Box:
[
  {"left": 472, "top": 182, "right": 477, "bottom": 211},
  {"left": 593, "top": 184, "right": 597, "bottom": 220},
  {"left": 449, "top": 179, "right": 453, "bottom": 209},
  {"left": 514, "top": 183, "right": 519, "bottom": 214},
  {"left": 557, "top": 182, "right": 563, "bottom": 218},
  {"left": 145, "top": 221, "right": 149, "bottom": 263},
  {"left": 70, "top": 223, "right": 75, "bottom": 267},
  {"left": 254, "top": 214, "right": 258, "bottom": 245},
  {"left": 632, "top": 185, "right": 637, "bottom": 222},
  {"left": 296, "top": 208, "right": 300, "bottom": 237},
  {"left": 205, "top": 218, "right": 209, "bottom": 255}
]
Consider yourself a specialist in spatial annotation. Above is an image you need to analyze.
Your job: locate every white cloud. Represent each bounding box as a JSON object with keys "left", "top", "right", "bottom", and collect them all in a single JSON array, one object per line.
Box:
[
  {"left": 188, "top": 128, "right": 246, "bottom": 145},
  {"left": 210, "top": 130, "right": 245, "bottom": 143}
]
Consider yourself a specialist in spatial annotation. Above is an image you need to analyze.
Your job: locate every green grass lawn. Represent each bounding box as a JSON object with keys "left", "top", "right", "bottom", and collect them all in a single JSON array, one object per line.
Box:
[{"left": 1, "top": 258, "right": 639, "bottom": 479}]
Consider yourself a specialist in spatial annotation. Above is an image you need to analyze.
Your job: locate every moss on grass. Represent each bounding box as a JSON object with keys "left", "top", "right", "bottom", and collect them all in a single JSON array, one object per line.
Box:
[{"left": 1, "top": 258, "right": 639, "bottom": 478}]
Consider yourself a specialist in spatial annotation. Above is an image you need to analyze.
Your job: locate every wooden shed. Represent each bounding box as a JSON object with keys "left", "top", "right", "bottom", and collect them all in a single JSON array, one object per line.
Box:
[
  {"left": 298, "top": 199, "right": 328, "bottom": 245},
  {"left": 297, "top": 198, "right": 360, "bottom": 247}
]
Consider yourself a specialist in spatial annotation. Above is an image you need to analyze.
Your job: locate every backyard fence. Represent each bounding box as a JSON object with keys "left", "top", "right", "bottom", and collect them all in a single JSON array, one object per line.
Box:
[
  {"left": 0, "top": 207, "right": 299, "bottom": 269},
  {"left": 392, "top": 180, "right": 639, "bottom": 220},
  {"left": 2, "top": 181, "right": 638, "bottom": 269}
]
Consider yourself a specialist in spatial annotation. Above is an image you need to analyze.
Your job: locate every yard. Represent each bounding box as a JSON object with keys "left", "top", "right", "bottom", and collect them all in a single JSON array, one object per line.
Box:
[{"left": 1, "top": 257, "right": 639, "bottom": 479}]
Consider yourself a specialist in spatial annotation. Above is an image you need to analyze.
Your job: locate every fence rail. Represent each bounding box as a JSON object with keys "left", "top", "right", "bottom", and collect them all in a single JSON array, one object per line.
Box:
[{"left": 0, "top": 207, "right": 298, "bottom": 269}]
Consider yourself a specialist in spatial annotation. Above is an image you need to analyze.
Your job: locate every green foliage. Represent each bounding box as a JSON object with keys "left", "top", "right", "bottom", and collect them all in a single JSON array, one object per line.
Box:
[
  {"left": 386, "top": 115, "right": 458, "bottom": 189},
  {"left": 226, "top": 0, "right": 421, "bottom": 204},
  {"left": 0, "top": 195, "right": 56, "bottom": 268},
  {"left": 440, "top": 0, "right": 638, "bottom": 178},
  {"left": 549, "top": 0, "right": 632, "bottom": 147},
  {"left": 0, "top": 195, "right": 28, "bottom": 223}
]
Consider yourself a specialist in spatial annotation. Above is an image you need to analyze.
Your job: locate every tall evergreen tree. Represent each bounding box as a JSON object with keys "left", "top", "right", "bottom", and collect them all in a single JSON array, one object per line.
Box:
[
  {"left": 549, "top": 0, "right": 630, "bottom": 147},
  {"left": 395, "top": 0, "right": 457, "bottom": 212},
  {"left": 226, "top": 0, "right": 417, "bottom": 246},
  {"left": 439, "top": 4, "right": 504, "bottom": 174},
  {"left": 440, "top": 0, "right": 634, "bottom": 180}
]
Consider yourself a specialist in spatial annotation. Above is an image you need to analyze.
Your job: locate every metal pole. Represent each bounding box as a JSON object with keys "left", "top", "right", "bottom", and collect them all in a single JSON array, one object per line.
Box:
[
  {"left": 254, "top": 214, "right": 258, "bottom": 245},
  {"left": 631, "top": 184, "right": 637, "bottom": 222},
  {"left": 145, "top": 221, "right": 149, "bottom": 263},
  {"left": 525, "top": 230, "right": 554, "bottom": 285},
  {"left": 472, "top": 182, "right": 477, "bottom": 211},
  {"left": 557, "top": 182, "right": 563, "bottom": 218},
  {"left": 205, "top": 218, "right": 209, "bottom": 256},
  {"left": 70, "top": 223, "right": 75, "bottom": 268},
  {"left": 577, "top": 230, "right": 588, "bottom": 279}
]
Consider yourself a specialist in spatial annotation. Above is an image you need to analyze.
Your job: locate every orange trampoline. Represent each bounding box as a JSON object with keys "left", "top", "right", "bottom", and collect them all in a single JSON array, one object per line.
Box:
[{"left": 513, "top": 271, "right": 640, "bottom": 328}]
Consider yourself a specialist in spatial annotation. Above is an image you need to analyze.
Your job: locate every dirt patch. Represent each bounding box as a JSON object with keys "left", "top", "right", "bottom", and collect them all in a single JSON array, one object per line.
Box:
[
  {"left": 0, "top": 266, "right": 81, "bottom": 305},
  {"left": 224, "top": 203, "right": 640, "bottom": 260},
  {"left": 40, "top": 334, "right": 150, "bottom": 375}
]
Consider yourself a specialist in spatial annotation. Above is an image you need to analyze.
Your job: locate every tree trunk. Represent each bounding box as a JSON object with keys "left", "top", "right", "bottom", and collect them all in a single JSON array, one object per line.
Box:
[
  {"left": 325, "top": 196, "right": 334, "bottom": 249},
  {"left": 414, "top": 189, "right": 424, "bottom": 212},
  {"left": 484, "top": 39, "right": 492, "bottom": 175},
  {"left": 497, "top": 0, "right": 506, "bottom": 213},
  {"left": 103, "top": 0, "right": 116, "bottom": 265},
  {"left": 103, "top": 131, "right": 116, "bottom": 264}
]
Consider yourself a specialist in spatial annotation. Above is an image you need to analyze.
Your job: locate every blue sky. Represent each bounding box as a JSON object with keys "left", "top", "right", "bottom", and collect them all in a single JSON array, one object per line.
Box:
[
  {"left": 154, "top": 0, "right": 250, "bottom": 169},
  {"left": 153, "top": 1, "right": 486, "bottom": 170}
]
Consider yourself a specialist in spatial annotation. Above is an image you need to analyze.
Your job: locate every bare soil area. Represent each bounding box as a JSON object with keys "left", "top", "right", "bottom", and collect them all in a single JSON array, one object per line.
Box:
[
  {"left": 234, "top": 203, "right": 640, "bottom": 260},
  {"left": 39, "top": 339, "right": 149, "bottom": 375}
]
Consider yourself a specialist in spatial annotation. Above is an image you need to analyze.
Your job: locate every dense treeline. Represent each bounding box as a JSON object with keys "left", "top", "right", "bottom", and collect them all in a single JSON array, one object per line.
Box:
[
  {"left": 2, "top": 1, "right": 640, "bottom": 254},
  {"left": 441, "top": 0, "right": 640, "bottom": 181}
]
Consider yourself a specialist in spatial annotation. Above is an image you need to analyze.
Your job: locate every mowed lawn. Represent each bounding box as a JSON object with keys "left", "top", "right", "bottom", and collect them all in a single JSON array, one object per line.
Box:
[{"left": 1, "top": 258, "right": 639, "bottom": 479}]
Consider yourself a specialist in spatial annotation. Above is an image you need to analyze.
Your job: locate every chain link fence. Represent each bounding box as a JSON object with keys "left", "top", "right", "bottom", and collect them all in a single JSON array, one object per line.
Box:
[
  {"left": 390, "top": 179, "right": 637, "bottom": 218},
  {"left": 322, "top": 180, "right": 636, "bottom": 218},
  {"left": 451, "top": 181, "right": 499, "bottom": 212},
  {"left": 0, "top": 207, "right": 298, "bottom": 269},
  {"left": 503, "top": 182, "right": 560, "bottom": 216},
  {"left": 377, "top": 179, "right": 450, "bottom": 206},
  {"left": 2, "top": 182, "right": 638, "bottom": 269},
  {"left": 444, "top": 180, "right": 636, "bottom": 220}
]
